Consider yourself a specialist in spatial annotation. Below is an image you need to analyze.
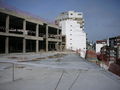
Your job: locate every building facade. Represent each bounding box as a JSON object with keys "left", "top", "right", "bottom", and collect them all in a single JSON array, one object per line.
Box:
[
  {"left": 55, "top": 11, "right": 86, "bottom": 58},
  {"left": 96, "top": 40, "right": 107, "bottom": 53},
  {"left": 109, "top": 36, "right": 120, "bottom": 64},
  {"left": 97, "top": 36, "right": 120, "bottom": 76},
  {"left": 0, "top": 7, "right": 62, "bottom": 54}
]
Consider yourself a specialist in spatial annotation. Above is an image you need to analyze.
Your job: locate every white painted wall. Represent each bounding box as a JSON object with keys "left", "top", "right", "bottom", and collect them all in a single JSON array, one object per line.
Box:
[
  {"left": 56, "top": 11, "right": 86, "bottom": 58},
  {"left": 96, "top": 43, "right": 106, "bottom": 53}
]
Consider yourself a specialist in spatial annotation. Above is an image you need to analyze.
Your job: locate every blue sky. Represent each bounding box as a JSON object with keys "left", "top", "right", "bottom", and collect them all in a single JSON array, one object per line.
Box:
[{"left": 0, "top": 0, "right": 120, "bottom": 41}]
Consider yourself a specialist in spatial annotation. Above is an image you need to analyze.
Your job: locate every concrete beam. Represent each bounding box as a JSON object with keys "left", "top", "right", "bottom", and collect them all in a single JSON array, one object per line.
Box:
[
  {"left": 0, "top": 32, "right": 43, "bottom": 40},
  {"left": 25, "top": 36, "right": 43, "bottom": 40},
  {"left": 48, "top": 24, "right": 59, "bottom": 29},
  {"left": 48, "top": 38, "right": 62, "bottom": 42},
  {"left": 0, "top": 32, "right": 23, "bottom": 37}
]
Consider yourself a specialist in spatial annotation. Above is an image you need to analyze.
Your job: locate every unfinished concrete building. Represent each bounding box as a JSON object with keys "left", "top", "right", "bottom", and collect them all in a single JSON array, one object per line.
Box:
[{"left": 0, "top": 7, "right": 62, "bottom": 54}]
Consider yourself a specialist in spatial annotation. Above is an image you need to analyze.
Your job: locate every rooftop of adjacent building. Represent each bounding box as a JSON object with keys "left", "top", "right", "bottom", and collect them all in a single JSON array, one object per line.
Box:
[
  {"left": 96, "top": 35, "right": 120, "bottom": 44},
  {"left": 96, "top": 40, "right": 107, "bottom": 44},
  {"left": 109, "top": 35, "right": 120, "bottom": 40},
  {"left": 55, "top": 10, "right": 83, "bottom": 21}
]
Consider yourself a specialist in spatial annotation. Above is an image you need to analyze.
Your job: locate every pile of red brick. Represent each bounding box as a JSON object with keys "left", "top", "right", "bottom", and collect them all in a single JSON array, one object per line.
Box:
[
  {"left": 86, "top": 50, "right": 97, "bottom": 58},
  {"left": 108, "top": 63, "right": 120, "bottom": 77}
]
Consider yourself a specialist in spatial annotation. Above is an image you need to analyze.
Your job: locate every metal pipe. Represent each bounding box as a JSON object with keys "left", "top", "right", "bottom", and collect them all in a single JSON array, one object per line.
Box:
[{"left": 0, "top": 62, "right": 15, "bottom": 81}]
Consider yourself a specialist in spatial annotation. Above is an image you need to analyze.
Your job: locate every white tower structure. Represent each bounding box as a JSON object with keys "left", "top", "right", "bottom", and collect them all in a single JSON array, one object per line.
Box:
[{"left": 55, "top": 11, "right": 86, "bottom": 58}]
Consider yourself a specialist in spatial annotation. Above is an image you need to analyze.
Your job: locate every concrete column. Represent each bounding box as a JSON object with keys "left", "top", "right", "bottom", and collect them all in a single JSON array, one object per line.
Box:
[
  {"left": 23, "top": 20, "right": 26, "bottom": 53},
  {"left": 55, "top": 42, "right": 58, "bottom": 51},
  {"left": 6, "top": 15, "right": 9, "bottom": 33},
  {"left": 23, "top": 39, "right": 26, "bottom": 53},
  {"left": 36, "top": 40, "right": 39, "bottom": 53},
  {"left": 36, "top": 24, "right": 39, "bottom": 37},
  {"left": 56, "top": 29, "right": 60, "bottom": 51},
  {"left": 60, "top": 42, "right": 62, "bottom": 51},
  {"left": 5, "top": 15, "right": 9, "bottom": 54},
  {"left": 60, "top": 30, "right": 62, "bottom": 40},
  {"left": 60, "top": 30, "right": 62, "bottom": 51},
  {"left": 5, "top": 37, "right": 9, "bottom": 54},
  {"left": 57, "top": 29, "right": 59, "bottom": 39},
  {"left": 46, "top": 25, "right": 48, "bottom": 52},
  {"left": 23, "top": 20, "right": 26, "bottom": 35},
  {"left": 36, "top": 24, "right": 39, "bottom": 53},
  {"left": 57, "top": 29, "right": 59, "bottom": 51}
]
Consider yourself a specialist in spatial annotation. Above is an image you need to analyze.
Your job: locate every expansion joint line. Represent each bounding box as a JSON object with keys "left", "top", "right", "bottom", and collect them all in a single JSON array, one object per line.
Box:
[
  {"left": 54, "top": 70, "right": 64, "bottom": 90},
  {"left": 68, "top": 70, "right": 81, "bottom": 90}
]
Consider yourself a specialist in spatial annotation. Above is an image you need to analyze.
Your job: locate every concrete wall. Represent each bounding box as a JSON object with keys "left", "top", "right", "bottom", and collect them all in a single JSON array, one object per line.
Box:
[{"left": 96, "top": 43, "right": 106, "bottom": 53}]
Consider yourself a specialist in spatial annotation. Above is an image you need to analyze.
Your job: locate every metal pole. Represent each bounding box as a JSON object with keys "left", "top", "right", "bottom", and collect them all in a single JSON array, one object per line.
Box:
[
  {"left": 12, "top": 63, "right": 15, "bottom": 81},
  {"left": 0, "top": 62, "right": 15, "bottom": 81}
]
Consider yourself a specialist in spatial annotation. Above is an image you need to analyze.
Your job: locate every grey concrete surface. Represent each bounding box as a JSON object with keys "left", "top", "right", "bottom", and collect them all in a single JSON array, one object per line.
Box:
[{"left": 0, "top": 52, "right": 120, "bottom": 90}]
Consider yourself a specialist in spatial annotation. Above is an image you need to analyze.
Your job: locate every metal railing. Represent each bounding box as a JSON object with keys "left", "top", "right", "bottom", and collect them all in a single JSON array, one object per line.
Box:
[{"left": 0, "top": 62, "right": 15, "bottom": 81}]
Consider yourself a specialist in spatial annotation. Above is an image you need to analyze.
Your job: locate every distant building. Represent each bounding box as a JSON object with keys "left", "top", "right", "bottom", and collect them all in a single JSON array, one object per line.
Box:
[
  {"left": 86, "top": 40, "right": 95, "bottom": 50},
  {"left": 55, "top": 11, "right": 86, "bottom": 58},
  {"left": 109, "top": 36, "right": 120, "bottom": 63},
  {"left": 97, "top": 36, "right": 120, "bottom": 76},
  {"left": 96, "top": 40, "right": 107, "bottom": 53},
  {"left": 97, "top": 36, "right": 120, "bottom": 64}
]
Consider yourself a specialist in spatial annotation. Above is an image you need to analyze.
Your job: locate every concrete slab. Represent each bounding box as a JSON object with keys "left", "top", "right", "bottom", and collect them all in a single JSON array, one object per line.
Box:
[{"left": 0, "top": 52, "right": 120, "bottom": 90}]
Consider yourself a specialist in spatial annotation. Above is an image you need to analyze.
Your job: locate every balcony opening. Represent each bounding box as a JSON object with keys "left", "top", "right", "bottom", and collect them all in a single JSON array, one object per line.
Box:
[
  {"left": 26, "top": 21, "right": 36, "bottom": 36},
  {"left": 0, "top": 36, "right": 5, "bottom": 53},
  {"left": 39, "top": 24, "right": 46, "bottom": 37},
  {"left": 0, "top": 12, "right": 6, "bottom": 32},
  {"left": 26, "top": 40, "right": 36, "bottom": 52},
  {"left": 39, "top": 40, "right": 46, "bottom": 52},
  {"left": 48, "top": 26, "right": 57, "bottom": 39},
  {"left": 9, "top": 16, "right": 23, "bottom": 34},
  {"left": 9, "top": 37, "right": 23, "bottom": 53},
  {"left": 48, "top": 41, "right": 57, "bottom": 51}
]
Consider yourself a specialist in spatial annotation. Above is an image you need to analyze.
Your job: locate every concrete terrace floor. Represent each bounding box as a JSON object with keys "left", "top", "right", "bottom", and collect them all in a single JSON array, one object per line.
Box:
[{"left": 0, "top": 52, "right": 120, "bottom": 90}]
